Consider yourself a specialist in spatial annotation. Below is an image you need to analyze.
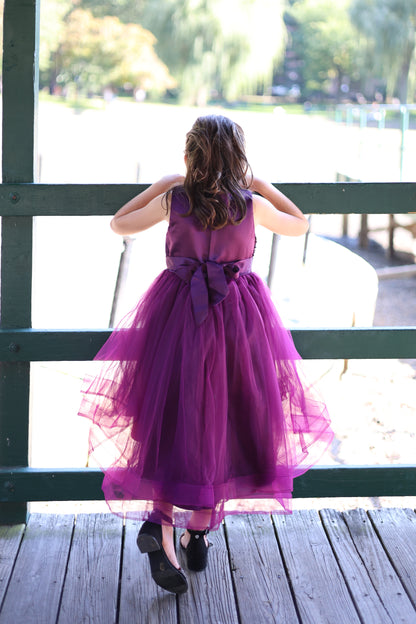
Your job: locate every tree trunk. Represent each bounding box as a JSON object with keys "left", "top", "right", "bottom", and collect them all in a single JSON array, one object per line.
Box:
[{"left": 395, "top": 39, "right": 415, "bottom": 104}]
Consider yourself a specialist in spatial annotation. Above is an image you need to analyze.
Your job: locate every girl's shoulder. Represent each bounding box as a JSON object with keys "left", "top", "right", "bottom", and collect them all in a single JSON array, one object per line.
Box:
[
  {"left": 170, "top": 185, "right": 189, "bottom": 213},
  {"left": 235, "top": 188, "right": 254, "bottom": 212},
  {"left": 241, "top": 188, "right": 253, "bottom": 202},
  {"left": 225, "top": 188, "right": 253, "bottom": 205}
]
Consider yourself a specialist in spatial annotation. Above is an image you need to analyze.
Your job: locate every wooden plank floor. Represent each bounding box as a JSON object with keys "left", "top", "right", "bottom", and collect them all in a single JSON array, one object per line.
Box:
[{"left": 0, "top": 508, "right": 415, "bottom": 624}]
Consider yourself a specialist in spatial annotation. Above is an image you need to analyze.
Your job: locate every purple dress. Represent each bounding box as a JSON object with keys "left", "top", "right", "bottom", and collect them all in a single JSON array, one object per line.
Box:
[{"left": 79, "top": 187, "right": 333, "bottom": 529}]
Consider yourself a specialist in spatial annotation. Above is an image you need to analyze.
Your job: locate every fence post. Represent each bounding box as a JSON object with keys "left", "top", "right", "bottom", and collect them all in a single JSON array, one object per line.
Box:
[
  {"left": 399, "top": 105, "right": 409, "bottom": 182},
  {"left": 0, "top": 0, "right": 40, "bottom": 523}
]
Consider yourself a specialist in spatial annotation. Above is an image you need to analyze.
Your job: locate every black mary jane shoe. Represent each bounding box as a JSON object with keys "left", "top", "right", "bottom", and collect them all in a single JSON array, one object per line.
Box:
[
  {"left": 180, "top": 528, "right": 210, "bottom": 571},
  {"left": 137, "top": 521, "right": 188, "bottom": 594}
]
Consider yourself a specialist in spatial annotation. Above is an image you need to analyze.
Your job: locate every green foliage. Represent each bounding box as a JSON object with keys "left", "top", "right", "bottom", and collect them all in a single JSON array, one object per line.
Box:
[
  {"left": 213, "top": 0, "right": 286, "bottom": 100},
  {"left": 140, "top": 0, "right": 286, "bottom": 103},
  {"left": 39, "top": 0, "right": 72, "bottom": 75},
  {"left": 40, "top": 3, "right": 174, "bottom": 96},
  {"left": 288, "top": 0, "right": 361, "bottom": 99},
  {"left": 77, "top": 0, "right": 146, "bottom": 23},
  {"left": 140, "top": 0, "right": 220, "bottom": 103},
  {"left": 40, "top": 0, "right": 285, "bottom": 103},
  {"left": 350, "top": 0, "right": 416, "bottom": 102},
  {"left": 39, "top": 0, "right": 416, "bottom": 104}
]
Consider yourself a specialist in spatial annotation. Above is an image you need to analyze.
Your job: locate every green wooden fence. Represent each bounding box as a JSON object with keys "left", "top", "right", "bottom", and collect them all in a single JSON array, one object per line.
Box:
[{"left": 0, "top": 0, "right": 415, "bottom": 523}]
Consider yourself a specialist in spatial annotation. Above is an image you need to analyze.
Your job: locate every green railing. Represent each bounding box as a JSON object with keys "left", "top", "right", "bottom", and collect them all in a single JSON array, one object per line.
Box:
[{"left": 1, "top": 0, "right": 415, "bottom": 523}]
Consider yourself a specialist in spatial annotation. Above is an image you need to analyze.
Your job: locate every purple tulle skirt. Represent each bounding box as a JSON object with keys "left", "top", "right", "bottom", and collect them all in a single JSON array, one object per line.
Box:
[{"left": 79, "top": 269, "right": 333, "bottom": 530}]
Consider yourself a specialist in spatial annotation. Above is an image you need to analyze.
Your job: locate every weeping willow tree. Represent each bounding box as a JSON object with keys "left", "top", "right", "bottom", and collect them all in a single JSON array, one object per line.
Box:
[
  {"left": 288, "top": 0, "right": 359, "bottom": 100},
  {"left": 41, "top": 0, "right": 286, "bottom": 103},
  {"left": 350, "top": 0, "right": 416, "bottom": 103},
  {"left": 141, "top": 0, "right": 219, "bottom": 104},
  {"left": 213, "top": 0, "right": 287, "bottom": 99},
  {"left": 141, "top": 0, "right": 286, "bottom": 104}
]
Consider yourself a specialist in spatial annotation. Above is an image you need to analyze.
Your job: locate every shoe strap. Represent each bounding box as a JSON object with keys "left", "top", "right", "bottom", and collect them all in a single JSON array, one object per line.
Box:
[{"left": 188, "top": 528, "right": 209, "bottom": 537}]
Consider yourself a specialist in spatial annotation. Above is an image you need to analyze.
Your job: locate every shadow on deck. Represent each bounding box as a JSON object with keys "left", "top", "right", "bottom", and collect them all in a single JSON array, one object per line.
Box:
[{"left": 0, "top": 507, "right": 415, "bottom": 623}]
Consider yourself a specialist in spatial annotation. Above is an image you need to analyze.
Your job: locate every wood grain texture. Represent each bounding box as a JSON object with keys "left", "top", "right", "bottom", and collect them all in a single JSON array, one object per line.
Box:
[
  {"left": 0, "top": 329, "right": 111, "bottom": 362},
  {"left": 118, "top": 520, "right": 177, "bottom": 624},
  {"left": 225, "top": 513, "right": 299, "bottom": 624},
  {"left": 2, "top": 0, "right": 39, "bottom": 183},
  {"left": 1, "top": 183, "right": 416, "bottom": 216},
  {"left": 0, "top": 514, "right": 74, "bottom": 624},
  {"left": 1, "top": 328, "right": 416, "bottom": 362},
  {"left": 0, "top": 218, "right": 33, "bottom": 327},
  {"left": 1, "top": 465, "right": 416, "bottom": 504},
  {"left": 0, "top": 468, "right": 104, "bottom": 503},
  {"left": 0, "top": 363, "right": 30, "bottom": 466},
  {"left": 58, "top": 514, "right": 123, "bottom": 624},
  {"left": 0, "top": 509, "right": 415, "bottom": 623},
  {"left": 0, "top": 523, "right": 25, "bottom": 604},
  {"left": 293, "top": 327, "right": 416, "bottom": 361},
  {"left": 177, "top": 524, "right": 239, "bottom": 624},
  {"left": 292, "top": 464, "right": 416, "bottom": 499},
  {"left": 320, "top": 508, "right": 394, "bottom": 623},
  {"left": 0, "top": 0, "right": 38, "bottom": 523},
  {"left": 273, "top": 510, "right": 361, "bottom": 624},
  {"left": 368, "top": 508, "right": 416, "bottom": 609},
  {"left": 342, "top": 508, "right": 416, "bottom": 624},
  {"left": 0, "top": 220, "right": 33, "bottom": 520}
]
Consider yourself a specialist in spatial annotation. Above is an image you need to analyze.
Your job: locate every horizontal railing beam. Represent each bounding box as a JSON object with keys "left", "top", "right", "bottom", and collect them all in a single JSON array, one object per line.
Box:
[
  {"left": 293, "top": 327, "right": 416, "bottom": 359},
  {"left": 1, "top": 182, "right": 416, "bottom": 216},
  {"left": 0, "top": 328, "right": 415, "bottom": 361},
  {"left": 293, "top": 464, "right": 416, "bottom": 498},
  {"left": 0, "top": 465, "right": 414, "bottom": 502}
]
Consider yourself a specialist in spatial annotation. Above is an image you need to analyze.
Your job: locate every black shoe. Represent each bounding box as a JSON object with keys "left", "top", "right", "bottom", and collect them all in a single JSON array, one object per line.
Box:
[
  {"left": 180, "top": 529, "right": 210, "bottom": 571},
  {"left": 137, "top": 521, "right": 188, "bottom": 594}
]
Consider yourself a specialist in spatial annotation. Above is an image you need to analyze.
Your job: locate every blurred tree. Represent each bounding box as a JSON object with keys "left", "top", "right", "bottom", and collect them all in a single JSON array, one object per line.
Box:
[
  {"left": 212, "top": 0, "right": 286, "bottom": 100},
  {"left": 39, "top": 0, "right": 73, "bottom": 92},
  {"left": 287, "top": 0, "right": 360, "bottom": 100},
  {"left": 41, "top": 0, "right": 285, "bottom": 104},
  {"left": 350, "top": 0, "right": 416, "bottom": 103},
  {"left": 77, "top": 0, "right": 146, "bottom": 23},
  {"left": 41, "top": 7, "right": 174, "bottom": 96},
  {"left": 140, "top": 0, "right": 219, "bottom": 104},
  {"left": 139, "top": 0, "right": 286, "bottom": 104}
]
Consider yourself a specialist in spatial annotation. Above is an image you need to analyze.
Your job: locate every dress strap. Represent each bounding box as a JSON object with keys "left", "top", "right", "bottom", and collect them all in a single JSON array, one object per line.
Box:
[{"left": 166, "top": 256, "right": 252, "bottom": 325}]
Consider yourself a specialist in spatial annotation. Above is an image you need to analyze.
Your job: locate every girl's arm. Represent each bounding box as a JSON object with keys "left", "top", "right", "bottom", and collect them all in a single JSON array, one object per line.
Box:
[
  {"left": 251, "top": 177, "right": 309, "bottom": 236},
  {"left": 110, "top": 174, "right": 184, "bottom": 235}
]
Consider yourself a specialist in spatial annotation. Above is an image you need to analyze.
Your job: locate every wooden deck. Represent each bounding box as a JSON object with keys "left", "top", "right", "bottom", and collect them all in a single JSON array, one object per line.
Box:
[{"left": 0, "top": 508, "right": 415, "bottom": 624}]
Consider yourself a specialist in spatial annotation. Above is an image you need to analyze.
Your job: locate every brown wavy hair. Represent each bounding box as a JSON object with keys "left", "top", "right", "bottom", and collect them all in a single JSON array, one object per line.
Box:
[{"left": 180, "top": 115, "right": 252, "bottom": 230}]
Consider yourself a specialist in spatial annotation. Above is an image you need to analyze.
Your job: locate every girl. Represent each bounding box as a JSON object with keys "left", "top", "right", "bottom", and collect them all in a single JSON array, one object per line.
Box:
[{"left": 79, "top": 114, "right": 333, "bottom": 595}]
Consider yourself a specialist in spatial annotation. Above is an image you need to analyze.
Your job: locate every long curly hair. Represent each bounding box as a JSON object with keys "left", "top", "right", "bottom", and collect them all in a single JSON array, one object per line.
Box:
[{"left": 180, "top": 115, "right": 252, "bottom": 230}]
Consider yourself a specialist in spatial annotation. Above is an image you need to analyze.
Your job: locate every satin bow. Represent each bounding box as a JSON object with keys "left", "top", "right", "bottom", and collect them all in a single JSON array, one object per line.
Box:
[{"left": 166, "top": 256, "right": 252, "bottom": 325}]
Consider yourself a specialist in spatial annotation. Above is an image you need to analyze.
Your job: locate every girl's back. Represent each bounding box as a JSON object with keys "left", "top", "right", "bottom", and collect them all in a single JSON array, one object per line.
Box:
[{"left": 166, "top": 187, "right": 255, "bottom": 264}]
